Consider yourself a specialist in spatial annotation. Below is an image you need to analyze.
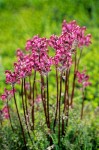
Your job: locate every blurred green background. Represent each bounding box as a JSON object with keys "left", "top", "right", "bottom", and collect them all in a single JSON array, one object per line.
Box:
[{"left": 0, "top": 0, "right": 99, "bottom": 106}]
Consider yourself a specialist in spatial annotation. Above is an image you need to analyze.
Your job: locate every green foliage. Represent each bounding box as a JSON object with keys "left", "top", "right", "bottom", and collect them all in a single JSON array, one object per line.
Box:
[
  {"left": 0, "top": 105, "right": 99, "bottom": 150},
  {"left": 50, "top": 107, "right": 99, "bottom": 150},
  {"left": 0, "top": 117, "right": 26, "bottom": 150},
  {"left": 0, "top": 115, "right": 49, "bottom": 150}
]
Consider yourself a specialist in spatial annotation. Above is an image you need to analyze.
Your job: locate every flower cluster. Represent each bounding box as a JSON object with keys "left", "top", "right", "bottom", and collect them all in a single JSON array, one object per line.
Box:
[
  {"left": 62, "top": 20, "right": 91, "bottom": 47},
  {"left": 5, "top": 70, "right": 19, "bottom": 85},
  {"left": 1, "top": 105, "right": 9, "bottom": 119},
  {"left": 4, "top": 20, "right": 91, "bottom": 85},
  {"left": 25, "top": 35, "right": 52, "bottom": 75},
  {"left": 35, "top": 95, "right": 42, "bottom": 104},
  {"left": 14, "top": 49, "right": 32, "bottom": 78},
  {"left": 1, "top": 88, "right": 16, "bottom": 101},
  {"left": 48, "top": 20, "right": 91, "bottom": 72},
  {"left": 76, "top": 70, "right": 91, "bottom": 88}
]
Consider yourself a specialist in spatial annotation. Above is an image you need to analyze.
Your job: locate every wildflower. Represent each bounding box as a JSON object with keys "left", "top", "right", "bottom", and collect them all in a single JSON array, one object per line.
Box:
[
  {"left": 14, "top": 51, "right": 33, "bottom": 78},
  {"left": 76, "top": 70, "right": 91, "bottom": 88},
  {"left": 25, "top": 82, "right": 30, "bottom": 90},
  {"left": 49, "top": 34, "right": 72, "bottom": 71},
  {"left": 26, "top": 35, "right": 52, "bottom": 74},
  {"left": 5, "top": 70, "right": 19, "bottom": 85},
  {"left": 35, "top": 95, "right": 42, "bottom": 104},
  {"left": 25, "top": 35, "right": 48, "bottom": 53},
  {"left": 62, "top": 20, "right": 91, "bottom": 47},
  {"left": 1, "top": 88, "right": 16, "bottom": 101},
  {"left": 16, "top": 48, "right": 24, "bottom": 59},
  {"left": 2, "top": 105, "right": 9, "bottom": 119}
]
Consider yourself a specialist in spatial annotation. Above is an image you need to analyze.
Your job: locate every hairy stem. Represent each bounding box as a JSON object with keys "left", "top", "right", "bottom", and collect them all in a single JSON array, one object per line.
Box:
[
  {"left": 21, "top": 79, "right": 27, "bottom": 125},
  {"left": 81, "top": 88, "right": 85, "bottom": 120},
  {"left": 58, "top": 72, "right": 62, "bottom": 145},
  {"left": 53, "top": 67, "right": 59, "bottom": 132},
  {"left": 13, "top": 86, "right": 27, "bottom": 150},
  {"left": 46, "top": 74, "right": 50, "bottom": 129},
  {"left": 71, "top": 48, "right": 83, "bottom": 106},
  {"left": 32, "top": 70, "right": 36, "bottom": 130},
  {"left": 21, "top": 79, "right": 33, "bottom": 143},
  {"left": 77, "top": 48, "right": 83, "bottom": 71},
  {"left": 7, "top": 99, "right": 14, "bottom": 132},
  {"left": 41, "top": 75, "right": 48, "bottom": 127},
  {"left": 24, "top": 78, "right": 31, "bottom": 127},
  {"left": 62, "top": 70, "right": 68, "bottom": 135},
  {"left": 29, "top": 76, "right": 32, "bottom": 99},
  {"left": 71, "top": 53, "right": 77, "bottom": 106}
]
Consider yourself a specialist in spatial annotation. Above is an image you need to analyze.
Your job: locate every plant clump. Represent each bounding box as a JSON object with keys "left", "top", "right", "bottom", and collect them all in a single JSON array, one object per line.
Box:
[{"left": 0, "top": 20, "right": 92, "bottom": 149}]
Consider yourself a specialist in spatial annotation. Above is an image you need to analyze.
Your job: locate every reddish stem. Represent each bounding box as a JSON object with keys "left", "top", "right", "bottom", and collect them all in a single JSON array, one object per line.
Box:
[
  {"left": 24, "top": 78, "right": 31, "bottom": 126},
  {"left": 7, "top": 99, "right": 14, "bottom": 132},
  {"left": 29, "top": 76, "right": 32, "bottom": 99},
  {"left": 71, "top": 48, "right": 83, "bottom": 106},
  {"left": 32, "top": 70, "right": 36, "bottom": 130},
  {"left": 41, "top": 75, "right": 48, "bottom": 127},
  {"left": 81, "top": 88, "right": 85, "bottom": 120},
  {"left": 46, "top": 74, "right": 50, "bottom": 129},
  {"left": 21, "top": 79, "right": 27, "bottom": 125},
  {"left": 58, "top": 72, "right": 62, "bottom": 145},
  {"left": 21, "top": 79, "right": 33, "bottom": 142},
  {"left": 62, "top": 70, "right": 68, "bottom": 135},
  {"left": 71, "top": 53, "right": 77, "bottom": 106},
  {"left": 53, "top": 67, "right": 59, "bottom": 132},
  {"left": 13, "top": 86, "right": 27, "bottom": 149}
]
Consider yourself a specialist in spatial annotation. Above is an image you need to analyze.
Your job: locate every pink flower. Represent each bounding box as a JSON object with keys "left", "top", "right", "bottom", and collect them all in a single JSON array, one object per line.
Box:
[
  {"left": 25, "top": 35, "right": 52, "bottom": 74},
  {"left": 35, "top": 95, "right": 42, "bottom": 104},
  {"left": 25, "top": 82, "right": 30, "bottom": 90},
  {"left": 25, "top": 35, "right": 48, "bottom": 53},
  {"left": 48, "top": 34, "right": 73, "bottom": 71},
  {"left": 16, "top": 48, "right": 24, "bottom": 59},
  {"left": 62, "top": 20, "right": 91, "bottom": 47},
  {"left": 14, "top": 52, "right": 33, "bottom": 78},
  {"left": 1, "top": 88, "right": 16, "bottom": 101},
  {"left": 1, "top": 95, "right": 6, "bottom": 101},
  {"left": 76, "top": 70, "right": 91, "bottom": 88},
  {"left": 48, "top": 35, "right": 59, "bottom": 49},
  {"left": 83, "top": 81, "right": 91, "bottom": 87},
  {"left": 2, "top": 105, "right": 9, "bottom": 119},
  {"left": 5, "top": 70, "right": 19, "bottom": 85}
]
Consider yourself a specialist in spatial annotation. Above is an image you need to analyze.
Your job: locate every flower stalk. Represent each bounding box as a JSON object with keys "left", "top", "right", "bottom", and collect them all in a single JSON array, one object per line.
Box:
[
  {"left": 13, "top": 86, "right": 27, "bottom": 150},
  {"left": 53, "top": 67, "right": 59, "bottom": 132},
  {"left": 32, "top": 70, "right": 36, "bottom": 130}
]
